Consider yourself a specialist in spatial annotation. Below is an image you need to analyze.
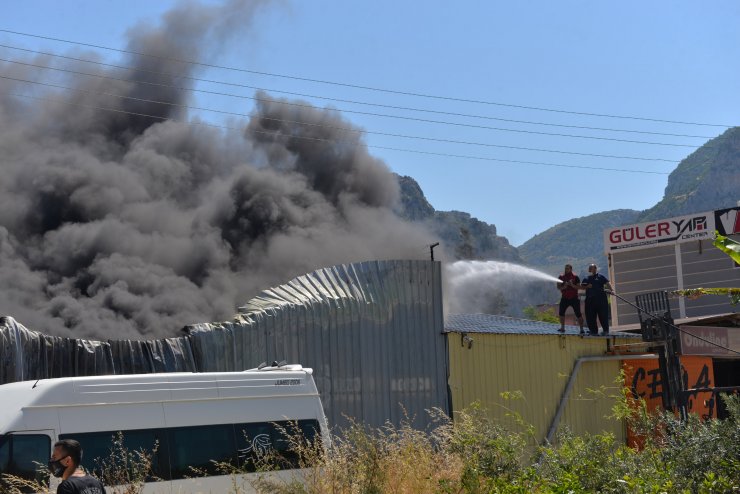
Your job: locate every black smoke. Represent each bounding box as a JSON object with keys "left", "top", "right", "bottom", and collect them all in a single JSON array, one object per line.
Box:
[{"left": 0, "top": 0, "right": 435, "bottom": 339}]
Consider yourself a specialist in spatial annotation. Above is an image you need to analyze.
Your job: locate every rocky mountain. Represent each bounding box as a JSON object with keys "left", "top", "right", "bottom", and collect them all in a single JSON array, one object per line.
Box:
[
  {"left": 394, "top": 126, "right": 738, "bottom": 313},
  {"left": 396, "top": 175, "right": 522, "bottom": 262},
  {"left": 519, "top": 126, "right": 740, "bottom": 276},
  {"left": 395, "top": 175, "right": 549, "bottom": 316},
  {"left": 638, "top": 127, "right": 740, "bottom": 221}
]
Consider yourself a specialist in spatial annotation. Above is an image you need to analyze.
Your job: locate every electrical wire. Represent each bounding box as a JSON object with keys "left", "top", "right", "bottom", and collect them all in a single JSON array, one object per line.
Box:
[
  {"left": 3, "top": 30, "right": 736, "bottom": 345},
  {"left": 0, "top": 28, "right": 734, "bottom": 128},
  {"left": 0, "top": 74, "right": 678, "bottom": 163},
  {"left": 0, "top": 43, "right": 718, "bottom": 140},
  {"left": 1, "top": 89, "right": 671, "bottom": 175},
  {"left": 0, "top": 57, "right": 704, "bottom": 149}
]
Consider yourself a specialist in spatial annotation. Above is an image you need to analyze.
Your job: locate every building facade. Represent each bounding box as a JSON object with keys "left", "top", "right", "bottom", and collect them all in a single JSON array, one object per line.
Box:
[{"left": 604, "top": 206, "right": 740, "bottom": 327}]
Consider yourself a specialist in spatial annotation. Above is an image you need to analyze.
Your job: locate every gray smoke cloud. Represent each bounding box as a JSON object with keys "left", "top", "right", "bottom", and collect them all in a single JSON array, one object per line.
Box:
[{"left": 0, "top": 0, "right": 436, "bottom": 339}]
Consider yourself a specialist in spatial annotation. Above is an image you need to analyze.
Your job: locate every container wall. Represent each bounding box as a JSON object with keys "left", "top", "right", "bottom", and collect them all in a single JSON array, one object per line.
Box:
[{"left": 447, "top": 333, "right": 635, "bottom": 445}]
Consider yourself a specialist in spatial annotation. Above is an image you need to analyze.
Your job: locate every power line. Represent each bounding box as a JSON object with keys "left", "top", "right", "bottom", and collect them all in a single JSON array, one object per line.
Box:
[
  {"left": 0, "top": 28, "right": 734, "bottom": 128},
  {"left": 0, "top": 74, "right": 678, "bottom": 163},
  {"left": 1, "top": 90, "right": 670, "bottom": 175},
  {"left": 367, "top": 146, "right": 669, "bottom": 174},
  {"left": 0, "top": 43, "right": 717, "bottom": 141},
  {"left": 0, "top": 57, "right": 702, "bottom": 151}
]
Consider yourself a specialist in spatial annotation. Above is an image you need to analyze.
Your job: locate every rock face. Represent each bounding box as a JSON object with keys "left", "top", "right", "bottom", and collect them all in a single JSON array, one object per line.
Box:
[
  {"left": 395, "top": 125, "right": 739, "bottom": 313},
  {"left": 519, "top": 127, "right": 740, "bottom": 276},
  {"left": 638, "top": 127, "right": 740, "bottom": 222},
  {"left": 396, "top": 175, "right": 544, "bottom": 317},
  {"left": 396, "top": 175, "right": 522, "bottom": 262}
]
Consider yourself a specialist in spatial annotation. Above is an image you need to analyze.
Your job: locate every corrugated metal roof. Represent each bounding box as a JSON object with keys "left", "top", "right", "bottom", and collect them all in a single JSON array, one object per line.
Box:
[{"left": 445, "top": 313, "right": 641, "bottom": 337}]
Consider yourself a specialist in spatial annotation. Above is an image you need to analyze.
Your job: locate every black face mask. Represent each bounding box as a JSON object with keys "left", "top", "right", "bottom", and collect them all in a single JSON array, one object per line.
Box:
[{"left": 48, "top": 457, "right": 67, "bottom": 478}]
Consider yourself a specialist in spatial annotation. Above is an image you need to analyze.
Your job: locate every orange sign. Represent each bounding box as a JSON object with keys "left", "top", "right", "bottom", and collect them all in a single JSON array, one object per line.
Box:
[
  {"left": 622, "top": 356, "right": 716, "bottom": 418},
  {"left": 622, "top": 356, "right": 715, "bottom": 447}
]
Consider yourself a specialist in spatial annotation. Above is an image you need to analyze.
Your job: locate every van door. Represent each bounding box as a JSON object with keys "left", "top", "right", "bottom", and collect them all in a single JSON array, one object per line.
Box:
[{"left": 0, "top": 429, "right": 54, "bottom": 490}]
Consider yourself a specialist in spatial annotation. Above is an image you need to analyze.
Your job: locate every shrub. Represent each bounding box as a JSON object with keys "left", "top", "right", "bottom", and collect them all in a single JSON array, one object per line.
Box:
[
  {"left": 95, "top": 431, "right": 159, "bottom": 494},
  {"left": 5, "top": 387, "right": 738, "bottom": 493}
]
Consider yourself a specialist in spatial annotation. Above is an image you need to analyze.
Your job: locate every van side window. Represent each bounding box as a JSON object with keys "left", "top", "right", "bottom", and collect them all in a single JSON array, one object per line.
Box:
[
  {"left": 235, "top": 422, "right": 273, "bottom": 472},
  {"left": 167, "top": 424, "right": 237, "bottom": 479},
  {"left": 60, "top": 430, "right": 165, "bottom": 481},
  {"left": 58, "top": 419, "right": 323, "bottom": 484},
  {"left": 235, "top": 419, "right": 320, "bottom": 471},
  {"left": 0, "top": 434, "right": 51, "bottom": 487}
]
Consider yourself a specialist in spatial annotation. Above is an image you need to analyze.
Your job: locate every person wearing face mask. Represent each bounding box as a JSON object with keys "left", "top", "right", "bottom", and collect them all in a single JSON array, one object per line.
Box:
[{"left": 48, "top": 439, "right": 105, "bottom": 494}]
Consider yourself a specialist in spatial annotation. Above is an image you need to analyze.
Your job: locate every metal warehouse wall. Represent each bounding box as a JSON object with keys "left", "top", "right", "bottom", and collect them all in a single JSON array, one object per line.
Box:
[
  {"left": 1, "top": 260, "right": 447, "bottom": 433},
  {"left": 610, "top": 237, "right": 740, "bottom": 326},
  {"left": 447, "top": 333, "right": 638, "bottom": 445},
  {"left": 187, "top": 259, "right": 448, "bottom": 431}
]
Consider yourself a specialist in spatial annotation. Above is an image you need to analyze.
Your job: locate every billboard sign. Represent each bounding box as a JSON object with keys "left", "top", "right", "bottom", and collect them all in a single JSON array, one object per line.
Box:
[
  {"left": 604, "top": 211, "right": 715, "bottom": 253},
  {"left": 678, "top": 325, "right": 740, "bottom": 357},
  {"left": 715, "top": 206, "right": 740, "bottom": 236}
]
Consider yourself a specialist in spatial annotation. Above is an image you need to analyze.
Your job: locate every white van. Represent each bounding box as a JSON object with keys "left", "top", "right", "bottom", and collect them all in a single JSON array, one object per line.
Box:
[{"left": 0, "top": 364, "right": 329, "bottom": 493}]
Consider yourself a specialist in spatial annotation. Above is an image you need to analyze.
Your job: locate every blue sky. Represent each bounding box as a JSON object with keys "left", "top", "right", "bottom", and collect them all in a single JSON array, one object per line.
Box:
[{"left": 3, "top": 0, "right": 739, "bottom": 246}]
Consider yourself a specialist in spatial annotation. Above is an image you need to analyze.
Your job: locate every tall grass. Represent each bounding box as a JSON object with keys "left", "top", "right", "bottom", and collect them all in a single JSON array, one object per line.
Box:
[
  {"left": 2, "top": 392, "right": 738, "bottom": 493},
  {"left": 256, "top": 393, "right": 740, "bottom": 494}
]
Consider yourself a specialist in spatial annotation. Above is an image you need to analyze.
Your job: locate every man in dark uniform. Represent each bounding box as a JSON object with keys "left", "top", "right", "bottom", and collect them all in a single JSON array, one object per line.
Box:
[
  {"left": 581, "top": 264, "right": 612, "bottom": 335},
  {"left": 557, "top": 264, "right": 584, "bottom": 333}
]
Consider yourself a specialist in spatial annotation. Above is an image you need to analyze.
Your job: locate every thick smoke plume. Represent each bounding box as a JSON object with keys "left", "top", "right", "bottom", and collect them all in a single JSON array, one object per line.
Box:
[{"left": 0, "top": 0, "right": 435, "bottom": 339}]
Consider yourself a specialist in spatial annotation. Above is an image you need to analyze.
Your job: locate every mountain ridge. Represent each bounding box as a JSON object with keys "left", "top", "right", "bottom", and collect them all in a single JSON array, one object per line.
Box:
[
  {"left": 519, "top": 126, "right": 740, "bottom": 275},
  {"left": 395, "top": 126, "right": 739, "bottom": 311},
  {"left": 396, "top": 174, "right": 521, "bottom": 263}
]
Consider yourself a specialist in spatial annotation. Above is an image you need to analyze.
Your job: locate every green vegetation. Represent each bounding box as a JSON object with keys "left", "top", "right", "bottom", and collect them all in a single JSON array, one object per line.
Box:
[
  {"left": 517, "top": 209, "right": 640, "bottom": 276},
  {"left": 522, "top": 305, "right": 560, "bottom": 324},
  {"left": 3, "top": 392, "right": 739, "bottom": 493},
  {"left": 639, "top": 127, "right": 740, "bottom": 222},
  {"left": 96, "top": 431, "right": 159, "bottom": 493},
  {"left": 672, "top": 232, "right": 740, "bottom": 305},
  {"left": 519, "top": 126, "right": 740, "bottom": 276},
  {"left": 674, "top": 287, "right": 740, "bottom": 306},
  {"left": 399, "top": 127, "right": 740, "bottom": 285},
  {"left": 714, "top": 231, "right": 740, "bottom": 264},
  {"left": 255, "top": 393, "right": 740, "bottom": 494}
]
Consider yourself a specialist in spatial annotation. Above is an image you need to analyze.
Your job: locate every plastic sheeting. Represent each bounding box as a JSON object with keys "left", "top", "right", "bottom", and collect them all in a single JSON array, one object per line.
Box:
[
  {"left": 1, "top": 259, "right": 448, "bottom": 431},
  {"left": 0, "top": 317, "right": 197, "bottom": 383}
]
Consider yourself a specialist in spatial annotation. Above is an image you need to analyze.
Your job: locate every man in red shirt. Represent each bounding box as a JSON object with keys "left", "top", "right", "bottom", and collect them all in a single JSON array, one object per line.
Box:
[{"left": 557, "top": 264, "right": 584, "bottom": 333}]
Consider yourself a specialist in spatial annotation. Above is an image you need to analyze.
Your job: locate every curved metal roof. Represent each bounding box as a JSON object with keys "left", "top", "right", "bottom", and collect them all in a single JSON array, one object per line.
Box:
[{"left": 445, "top": 313, "right": 640, "bottom": 337}]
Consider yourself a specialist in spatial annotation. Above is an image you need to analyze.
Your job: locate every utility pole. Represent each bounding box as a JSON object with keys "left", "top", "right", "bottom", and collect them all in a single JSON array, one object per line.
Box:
[{"left": 429, "top": 242, "right": 439, "bottom": 262}]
